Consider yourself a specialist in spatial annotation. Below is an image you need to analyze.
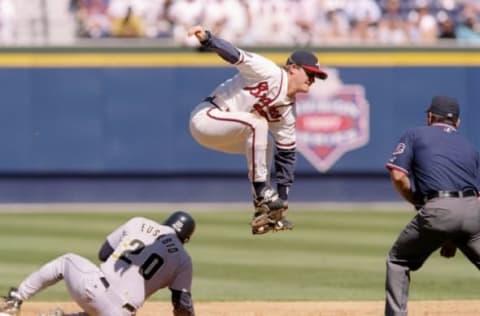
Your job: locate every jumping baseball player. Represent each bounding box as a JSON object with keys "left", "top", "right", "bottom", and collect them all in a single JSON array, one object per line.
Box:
[
  {"left": 188, "top": 25, "right": 328, "bottom": 235},
  {"left": 0, "top": 211, "right": 196, "bottom": 316},
  {"left": 384, "top": 95, "right": 480, "bottom": 316}
]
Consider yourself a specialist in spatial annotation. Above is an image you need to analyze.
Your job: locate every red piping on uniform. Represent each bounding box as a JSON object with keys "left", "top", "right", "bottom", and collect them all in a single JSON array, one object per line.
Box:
[{"left": 207, "top": 107, "right": 257, "bottom": 180}]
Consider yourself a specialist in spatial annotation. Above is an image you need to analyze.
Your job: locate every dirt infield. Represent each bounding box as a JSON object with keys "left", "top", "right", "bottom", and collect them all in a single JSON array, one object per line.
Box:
[{"left": 21, "top": 300, "right": 480, "bottom": 316}]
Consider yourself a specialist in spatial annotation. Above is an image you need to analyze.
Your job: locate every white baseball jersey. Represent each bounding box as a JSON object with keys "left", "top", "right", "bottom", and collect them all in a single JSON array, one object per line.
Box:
[
  {"left": 101, "top": 217, "right": 193, "bottom": 309},
  {"left": 209, "top": 49, "right": 297, "bottom": 150},
  {"left": 190, "top": 49, "right": 296, "bottom": 183}
]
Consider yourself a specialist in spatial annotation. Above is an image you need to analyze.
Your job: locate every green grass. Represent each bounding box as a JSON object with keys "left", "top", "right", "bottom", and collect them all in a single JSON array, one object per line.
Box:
[{"left": 0, "top": 208, "right": 479, "bottom": 302}]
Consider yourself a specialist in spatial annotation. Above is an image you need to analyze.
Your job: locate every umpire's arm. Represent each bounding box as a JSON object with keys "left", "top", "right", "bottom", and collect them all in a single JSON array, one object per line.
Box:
[{"left": 389, "top": 168, "right": 416, "bottom": 205}]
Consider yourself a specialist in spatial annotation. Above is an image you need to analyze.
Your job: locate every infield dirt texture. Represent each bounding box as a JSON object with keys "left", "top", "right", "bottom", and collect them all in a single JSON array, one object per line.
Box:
[
  {"left": 17, "top": 300, "right": 480, "bottom": 315},
  {"left": 1, "top": 203, "right": 480, "bottom": 315}
]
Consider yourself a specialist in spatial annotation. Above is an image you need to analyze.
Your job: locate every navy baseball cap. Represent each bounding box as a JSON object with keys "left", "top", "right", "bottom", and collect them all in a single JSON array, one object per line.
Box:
[
  {"left": 286, "top": 50, "right": 328, "bottom": 80},
  {"left": 426, "top": 95, "right": 460, "bottom": 119}
]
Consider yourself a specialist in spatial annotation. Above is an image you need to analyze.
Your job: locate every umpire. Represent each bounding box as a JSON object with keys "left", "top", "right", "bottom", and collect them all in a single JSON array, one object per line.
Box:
[{"left": 384, "top": 95, "right": 480, "bottom": 316}]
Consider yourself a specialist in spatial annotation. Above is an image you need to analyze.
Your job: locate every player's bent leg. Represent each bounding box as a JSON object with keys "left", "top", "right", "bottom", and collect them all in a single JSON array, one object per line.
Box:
[
  {"left": 16, "top": 254, "right": 73, "bottom": 301},
  {"left": 190, "top": 107, "right": 262, "bottom": 153}
]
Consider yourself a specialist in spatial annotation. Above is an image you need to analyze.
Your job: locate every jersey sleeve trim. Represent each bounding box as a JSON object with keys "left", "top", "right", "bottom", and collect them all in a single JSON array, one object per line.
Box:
[
  {"left": 234, "top": 50, "right": 245, "bottom": 65},
  {"left": 276, "top": 140, "right": 296, "bottom": 150},
  {"left": 386, "top": 163, "right": 409, "bottom": 175}
]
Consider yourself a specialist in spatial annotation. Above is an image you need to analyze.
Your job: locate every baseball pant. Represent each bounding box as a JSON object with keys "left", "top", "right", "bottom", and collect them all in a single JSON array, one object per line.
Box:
[
  {"left": 385, "top": 197, "right": 480, "bottom": 316},
  {"left": 190, "top": 104, "right": 273, "bottom": 183},
  {"left": 17, "top": 253, "right": 134, "bottom": 316}
]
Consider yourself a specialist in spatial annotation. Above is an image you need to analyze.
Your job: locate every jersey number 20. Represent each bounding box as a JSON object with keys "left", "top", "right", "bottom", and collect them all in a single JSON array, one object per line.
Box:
[{"left": 119, "top": 239, "right": 164, "bottom": 280}]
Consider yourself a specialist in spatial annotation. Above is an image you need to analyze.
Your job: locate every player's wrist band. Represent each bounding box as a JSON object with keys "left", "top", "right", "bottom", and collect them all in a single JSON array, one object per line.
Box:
[{"left": 200, "top": 30, "right": 212, "bottom": 46}]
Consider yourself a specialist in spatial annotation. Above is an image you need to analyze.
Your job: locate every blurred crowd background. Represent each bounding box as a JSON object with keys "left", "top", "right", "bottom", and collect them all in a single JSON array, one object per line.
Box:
[{"left": 0, "top": 0, "right": 479, "bottom": 46}]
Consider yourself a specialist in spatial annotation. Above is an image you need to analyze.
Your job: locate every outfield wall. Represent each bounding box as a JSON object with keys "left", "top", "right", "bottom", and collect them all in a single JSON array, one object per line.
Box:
[
  {"left": 0, "top": 48, "right": 479, "bottom": 201},
  {"left": 1, "top": 48, "right": 480, "bottom": 175}
]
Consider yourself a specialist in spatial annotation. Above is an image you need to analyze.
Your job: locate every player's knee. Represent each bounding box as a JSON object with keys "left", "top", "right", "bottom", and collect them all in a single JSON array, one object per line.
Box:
[{"left": 252, "top": 117, "right": 268, "bottom": 132}]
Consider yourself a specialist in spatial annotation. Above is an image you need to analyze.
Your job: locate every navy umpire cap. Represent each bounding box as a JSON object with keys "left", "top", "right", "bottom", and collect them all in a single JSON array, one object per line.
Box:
[
  {"left": 287, "top": 50, "right": 328, "bottom": 80},
  {"left": 426, "top": 95, "right": 460, "bottom": 119}
]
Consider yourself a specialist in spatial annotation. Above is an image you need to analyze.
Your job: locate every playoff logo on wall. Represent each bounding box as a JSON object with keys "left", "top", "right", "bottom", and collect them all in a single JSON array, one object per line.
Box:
[{"left": 296, "top": 69, "right": 370, "bottom": 172}]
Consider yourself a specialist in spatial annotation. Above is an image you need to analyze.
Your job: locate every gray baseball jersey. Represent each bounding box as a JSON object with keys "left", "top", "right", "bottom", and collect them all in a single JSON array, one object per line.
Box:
[
  {"left": 14, "top": 217, "right": 193, "bottom": 316},
  {"left": 101, "top": 217, "right": 193, "bottom": 308}
]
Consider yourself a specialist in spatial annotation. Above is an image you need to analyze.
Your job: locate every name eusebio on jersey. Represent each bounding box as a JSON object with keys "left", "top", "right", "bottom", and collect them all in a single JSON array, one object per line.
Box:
[{"left": 137, "top": 221, "right": 180, "bottom": 254}]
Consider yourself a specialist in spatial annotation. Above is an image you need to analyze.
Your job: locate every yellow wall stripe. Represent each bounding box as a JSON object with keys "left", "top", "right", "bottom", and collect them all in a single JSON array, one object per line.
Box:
[{"left": 0, "top": 52, "right": 479, "bottom": 67}]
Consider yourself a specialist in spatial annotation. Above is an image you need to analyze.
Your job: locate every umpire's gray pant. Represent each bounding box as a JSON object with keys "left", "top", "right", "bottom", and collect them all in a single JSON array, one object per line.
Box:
[{"left": 385, "top": 197, "right": 480, "bottom": 316}]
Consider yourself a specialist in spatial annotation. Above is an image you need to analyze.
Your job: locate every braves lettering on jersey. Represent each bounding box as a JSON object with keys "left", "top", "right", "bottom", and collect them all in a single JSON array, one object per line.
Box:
[
  {"left": 190, "top": 48, "right": 296, "bottom": 184},
  {"left": 208, "top": 49, "right": 295, "bottom": 135}
]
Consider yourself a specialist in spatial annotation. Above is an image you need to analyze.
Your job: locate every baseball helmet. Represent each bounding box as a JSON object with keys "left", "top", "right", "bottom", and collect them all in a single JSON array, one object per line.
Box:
[{"left": 163, "top": 211, "right": 196, "bottom": 243}]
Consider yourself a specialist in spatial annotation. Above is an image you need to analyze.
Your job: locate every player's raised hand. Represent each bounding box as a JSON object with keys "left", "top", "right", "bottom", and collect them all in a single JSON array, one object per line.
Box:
[{"left": 188, "top": 25, "right": 208, "bottom": 42}]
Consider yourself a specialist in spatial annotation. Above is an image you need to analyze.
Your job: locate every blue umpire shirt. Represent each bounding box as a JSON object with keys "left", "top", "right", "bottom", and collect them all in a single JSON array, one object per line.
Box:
[{"left": 386, "top": 123, "right": 480, "bottom": 196}]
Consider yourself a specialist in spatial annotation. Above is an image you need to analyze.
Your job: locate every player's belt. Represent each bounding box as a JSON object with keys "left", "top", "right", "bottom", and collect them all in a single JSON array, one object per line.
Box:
[
  {"left": 425, "top": 188, "right": 478, "bottom": 201},
  {"left": 204, "top": 96, "right": 229, "bottom": 111},
  {"left": 99, "top": 277, "right": 137, "bottom": 313},
  {"left": 100, "top": 277, "right": 110, "bottom": 288}
]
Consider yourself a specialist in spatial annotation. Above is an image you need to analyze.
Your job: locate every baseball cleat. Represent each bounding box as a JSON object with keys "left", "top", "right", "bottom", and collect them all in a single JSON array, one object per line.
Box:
[
  {"left": 253, "top": 187, "right": 287, "bottom": 214},
  {"left": 273, "top": 218, "right": 294, "bottom": 232},
  {"left": 251, "top": 218, "right": 294, "bottom": 235},
  {"left": 0, "top": 287, "right": 22, "bottom": 315},
  {"left": 250, "top": 211, "right": 275, "bottom": 229}
]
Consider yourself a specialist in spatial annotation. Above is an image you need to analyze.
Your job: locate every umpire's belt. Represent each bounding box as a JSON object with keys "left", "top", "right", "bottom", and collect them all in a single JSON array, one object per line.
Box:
[
  {"left": 100, "top": 277, "right": 137, "bottom": 313},
  {"left": 425, "top": 188, "right": 478, "bottom": 202}
]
